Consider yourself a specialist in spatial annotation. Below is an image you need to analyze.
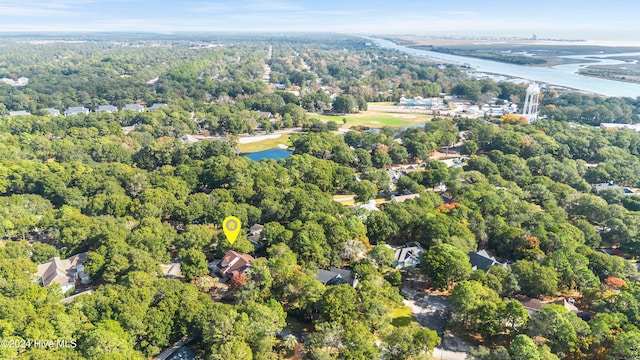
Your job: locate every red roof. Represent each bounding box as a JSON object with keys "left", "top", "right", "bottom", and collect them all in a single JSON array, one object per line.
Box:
[{"left": 218, "top": 250, "right": 255, "bottom": 277}]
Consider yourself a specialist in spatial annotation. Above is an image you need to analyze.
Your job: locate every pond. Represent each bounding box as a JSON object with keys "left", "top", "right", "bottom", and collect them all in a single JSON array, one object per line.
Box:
[{"left": 243, "top": 148, "right": 293, "bottom": 161}]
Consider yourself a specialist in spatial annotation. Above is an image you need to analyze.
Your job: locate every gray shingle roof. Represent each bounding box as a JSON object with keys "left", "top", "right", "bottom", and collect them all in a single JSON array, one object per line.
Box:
[
  {"left": 316, "top": 268, "right": 357, "bottom": 287},
  {"left": 96, "top": 105, "right": 118, "bottom": 113},
  {"left": 468, "top": 250, "right": 503, "bottom": 271},
  {"left": 124, "top": 104, "right": 145, "bottom": 112},
  {"left": 148, "top": 103, "right": 167, "bottom": 111}
]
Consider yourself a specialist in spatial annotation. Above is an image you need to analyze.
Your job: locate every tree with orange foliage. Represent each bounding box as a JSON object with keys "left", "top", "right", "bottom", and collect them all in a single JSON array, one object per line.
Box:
[
  {"left": 605, "top": 276, "right": 626, "bottom": 290},
  {"left": 500, "top": 113, "right": 528, "bottom": 125},
  {"left": 524, "top": 235, "right": 540, "bottom": 249},
  {"left": 229, "top": 272, "right": 248, "bottom": 290},
  {"left": 436, "top": 202, "right": 461, "bottom": 212}
]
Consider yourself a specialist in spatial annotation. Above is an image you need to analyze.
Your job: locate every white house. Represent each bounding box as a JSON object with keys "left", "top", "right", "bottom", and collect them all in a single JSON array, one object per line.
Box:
[
  {"left": 64, "top": 106, "right": 89, "bottom": 116},
  {"left": 148, "top": 103, "right": 167, "bottom": 111},
  {"left": 124, "top": 104, "right": 145, "bottom": 112},
  {"left": 96, "top": 105, "right": 118, "bottom": 113},
  {"left": 43, "top": 108, "right": 60, "bottom": 116},
  {"left": 0, "top": 78, "right": 16, "bottom": 86},
  {"left": 600, "top": 123, "right": 640, "bottom": 132},
  {"left": 0, "top": 77, "right": 28, "bottom": 87},
  {"left": 8, "top": 110, "right": 30, "bottom": 116}
]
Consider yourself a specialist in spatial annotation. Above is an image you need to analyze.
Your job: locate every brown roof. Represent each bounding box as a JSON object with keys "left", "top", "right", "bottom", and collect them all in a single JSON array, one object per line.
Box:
[
  {"left": 518, "top": 297, "right": 544, "bottom": 312},
  {"left": 218, "top": 250, "right": 255, "bottom": 277},
  {"left": 250, "top": 224, "right": 264, "bottom": 233},
  {"left": 36, "top": 252, "right": 87, "bottom": 288}
]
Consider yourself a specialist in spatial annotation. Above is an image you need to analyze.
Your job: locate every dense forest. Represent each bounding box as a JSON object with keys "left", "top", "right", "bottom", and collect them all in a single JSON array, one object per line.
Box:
[{"left": 1, "top": 33, "right": 640, "bottom": 360}]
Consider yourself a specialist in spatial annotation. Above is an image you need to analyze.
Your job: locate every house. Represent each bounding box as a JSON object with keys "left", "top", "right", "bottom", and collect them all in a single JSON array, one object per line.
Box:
[
  {"left": 517, "top": 296, "right": 589, "bottom": 319},
  {"left": 124, "top": 104, "right": 145, "bottom": 112},
  {"left": 0, "top": 78, "right": 16, "bottom": 86},
  {"left": 35, "top": 252, "right": 90, "bottom": 293},
  {"left": 594, "top": 181, "right": 635, "bottom": 195},
  {"left": 256, "top": 111, "right": 274, "bottom": 120},
  {"left": 122, "top": 125, "right": 137, "bottom": 134},
  {"left": 96, "top": 105, "right": 118, "bottom": 113},
  {"left": 551, "top": 298, "right": 590, "bottom": 319},
  {"left": 399, "top": 96, "right": 436, "bottom": 108},
  {"left": 392, "top": 242, "right": 424, "bottom": 269},
  {"left": 482, "top": 104, "right": 517, "bottom": 116},
  {"left": 247, "top": 224, "right": 264, "bottom": 245},
  {"left": 64, "top": 106, "right": 89, "bottom": 116},
  {"left": 316, "top": 268, "right": 358, "bottom": 288},
  {"left": 148, "top": 103, "right": 167, "bottom": 111},
  {"left": 386, "top": 169, "right": 401, "bottom": 183},
  {"left": 0, "top": 77, "right": 28, "bottom": 87},
  {"left": 439, "top": 158, "right": 464, "bottom": 168},
  {"left": 274, "top": 83, "right": 286, "bottom": 90},
  {"left": 353, "top": 200, "right": 380, "bottom": 220},
  {"left": 517, "top": 296, "right": 544, "bottom": 316},
  {"left": 9, "top": 110, "right": 30, "bottom": 116},
  {"left": 43, "top": 108, "right": 60, "bottom": 116},
  {"left": 469, "top": 250, "right": 504, "bottom": 271},
  {"left": 553, "top": 298, "right": 579, "bottom": 313},
  {"left": 391, "top": 193, "right": 421, "bottom": 203},
  {"left": 354, "top": 200, "right": 379, "bottom": 212},
  {"left": 159, "top": 262, "right": 183, "bottom": 279},
  {"left": 600, "top": 123, "right": 640, "bottom": 132},
  {"left": 214, "top": 250, "right": 256, "bottom": 281}
]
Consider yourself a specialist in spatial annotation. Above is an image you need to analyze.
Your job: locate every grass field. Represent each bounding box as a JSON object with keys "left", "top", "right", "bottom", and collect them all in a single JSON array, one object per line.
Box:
[
  {"left": 332, "top": 195, "right": 356, "bottom": 206},
  {"left": 332, "top": 195, "right": 389, "bottom": 207},
  {"left": 238, "top": 134, "right": 291, "bottom": 153},
  {"left": 390, "top": 305, "right": 414, "bottom": 327},
  {"left": 309, "top": 103, "right": 435, "bottom": 129}
]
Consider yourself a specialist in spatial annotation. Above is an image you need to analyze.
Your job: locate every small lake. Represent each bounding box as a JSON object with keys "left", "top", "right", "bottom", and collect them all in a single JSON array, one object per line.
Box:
[{"left": 243, "top": 148, "right": 293, "bottom": 161}]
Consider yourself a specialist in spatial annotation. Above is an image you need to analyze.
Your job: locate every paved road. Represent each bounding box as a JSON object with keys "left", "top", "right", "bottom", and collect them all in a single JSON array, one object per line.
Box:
[
  {"left": 154, "top": 336, "right": 191, "bottom": 360},
  {"left": 432, "top": 348, "right": 469, "bottom": 360}
]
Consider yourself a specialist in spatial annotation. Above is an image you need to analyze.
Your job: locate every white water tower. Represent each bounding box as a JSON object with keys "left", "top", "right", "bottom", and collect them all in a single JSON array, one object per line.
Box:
[{"left": 522, "top": 82, "right": 541, "bottom": 123}]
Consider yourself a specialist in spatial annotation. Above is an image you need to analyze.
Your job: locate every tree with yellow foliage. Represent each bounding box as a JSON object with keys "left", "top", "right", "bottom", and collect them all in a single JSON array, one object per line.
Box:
[{"left": 501, "top": 113, "right": 528, "bottom": 125}]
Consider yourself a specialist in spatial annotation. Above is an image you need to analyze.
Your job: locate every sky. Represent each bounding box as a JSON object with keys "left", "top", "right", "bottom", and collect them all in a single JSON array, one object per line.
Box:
[{"left": 1, "top": 0, "right": 639, "bottom": 41}]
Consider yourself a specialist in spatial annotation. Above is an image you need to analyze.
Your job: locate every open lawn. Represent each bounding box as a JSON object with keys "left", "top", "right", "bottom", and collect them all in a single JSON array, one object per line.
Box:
[
  {"left": 333, "top": 195, "right": 356, "bottom": 206},
  {"left": 332, "top": 195, "right": 388, "bottom": 207},
  {"left": 238, "top": 134, "right": 291, "bottom": 153},
  {"left": 391, "top": 305, "right": 414, "bottom": 327},
  {"left": 309, "top": 103, "right": 436, "bottom": 129}
]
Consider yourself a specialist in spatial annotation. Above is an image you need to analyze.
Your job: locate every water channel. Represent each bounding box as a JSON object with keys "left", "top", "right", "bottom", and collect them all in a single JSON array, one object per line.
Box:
[{"left": 365, "top": 37, "right": 640, "bottom": 98}]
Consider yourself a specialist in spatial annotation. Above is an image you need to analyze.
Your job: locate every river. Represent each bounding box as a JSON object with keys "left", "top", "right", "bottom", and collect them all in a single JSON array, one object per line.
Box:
[{"left": 365, "top": 37, "right": 640, "bottom": 98}]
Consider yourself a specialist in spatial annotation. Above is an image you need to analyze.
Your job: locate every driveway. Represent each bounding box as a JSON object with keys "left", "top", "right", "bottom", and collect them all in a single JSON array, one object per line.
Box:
[
  {"left": 402, "top": 289, "right": 452, "bottom": 337},
  {"left": 402, "top": 287, "right": 471, "bottom": 360}
]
